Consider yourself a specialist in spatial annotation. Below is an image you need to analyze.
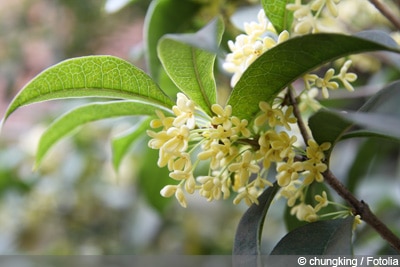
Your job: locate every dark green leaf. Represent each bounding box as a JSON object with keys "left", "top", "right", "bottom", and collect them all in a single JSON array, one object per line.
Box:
[
  {"left": 343, "top": 111, "right": 400, "bottom": 140},
  {"left": 233, "top": 183, "right": 280, "bottom": 256},
  {"left": 308, "top": 109, "right": 352, "bottom": 160},
  {"left": 158, "top": 17, "right": 224, "bottom": 115},
  {"left": 1, "top": 56, "right": 174, "bottom": 126},
  {"left": 345, "top": 138, "right": 378, "bottom": 193},
  {"left": 309, "top": 109, "right": 400, "bottom": 162},
  {"left": 227, "top": 33, "right": 400, "bottom": 121},
  {"left": 262, "top": 0, "right": 294, "bottom": 33},
  {"left": 271, "top": 217, "right": 354, "bottom": 254},
  {"left": 310, "top": 80, "right": 400, "bottom": 159},
  {"left": 35, "top": 100, "right": 172, "bottom": 167},
  {"left": 112, "top": 117, "right": 153, "bottom": 171},
  {"left": 144, "top": 0, "right": 200, "bottom": 80},
  {"left": 359, "top": 80, "right": 400, "bottom": 114}
]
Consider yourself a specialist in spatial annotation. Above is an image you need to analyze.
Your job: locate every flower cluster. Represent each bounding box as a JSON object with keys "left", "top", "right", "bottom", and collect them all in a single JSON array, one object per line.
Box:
[
  {"left": 287, "top": 0, "right": 342, "bottom": 34},
  {"left": 147, "top": 5, "right": 359, "bottom": 223},
  {"left": 223, "top": 9, "right": 289, "bottom": 87},
  {"left": 147, "top": 92, "right": 331, "bottom": 217},
  {"left": 303, "top": 60, "right": 358, "bottom": 98}
]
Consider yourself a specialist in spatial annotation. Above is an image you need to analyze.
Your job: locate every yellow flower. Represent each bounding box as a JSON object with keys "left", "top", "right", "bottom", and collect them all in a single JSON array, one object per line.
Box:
[
  {"left": 291, "top": 203, "right": 318, "bottom": 222},
  {"left": 231, "top": 116, "right": 251, "bottom": 138},
  {"left": 271, "top": 131, "right": 297, "bottom": 160},
  {"left": 211, "top": 104, "right": 233, "bottom": 130},
  {"left": 175, "top": 187, "right": 187, "bottom": 208},
  {"left": 338, "top": 60, "right": 357, "bottom": 92},
  {"left": 311, "top": 0, "right": 341, "bottom": 17},
  {"left": 306, "top": 139, "right": 331, "bottom": 163},
  {"left": 303, "top": 162, "right": 327, "bottom": 184},
  {"left": 163, "top": 126, "right": 190, "bottom": 153},
  {"left": 160, "top": 185, "right": 177, "bottom": 198},
  {"left": 172, "top": 93, "right": 196, "bottom": 129},
  {"left": 315, "top": 68, "right": 339, "bottom": 98},
  {"left": 279, "top": 180, "right": 303, "bottom": 207},
  {"left": 314, "top": 191, "right": 329, "bottom": 212},
  {"left": 229, "top": 150, "right": 260, "bottom": 187},
  {"left": 197, "top": 174, "right": 231, "bottom": 201},
  {"left": 255, "top": 101, "right": 282, "bottom": 127},
  {"left": 353, "top": 214, "right": 362, "bottom": 230},
  {"left": 150, "top": 110, "right": 174, "bottom": 129},
  {"left": 223, "top": 9, "right": 290, "bottom": 87},
  {"left": 276, "top": 160, "right": 304, "bottom": 187},
  {"left": 279, "top": 106, "right": 297, "bottom": 130},
  {"left": 147, "top": 130, "right": 170, "bottom": 150},
  {"left": 233, "top": 186, "right": 260, "bottom": 205}
]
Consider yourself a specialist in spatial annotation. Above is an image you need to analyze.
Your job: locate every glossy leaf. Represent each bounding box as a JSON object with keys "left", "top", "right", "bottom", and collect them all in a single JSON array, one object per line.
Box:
[
  {"left": 35, "top": 100, "right": 173, "bottom": 168},
  {"left": 345, "top": 138, "right": 379, "bottom": 193},
  {"left": 144, "top": 0, "right": 200, "bottom": 80},
  {"left": 1, "top": 56, "right": 174, "bottom": 125},
  {"left": 271, "top": 217, "right": 354, "bottom": 254},
  {"left": 227, "top": 33, "right": 400, "bottom": 121},
  {"left": 262, "top": 0, "right": 294, "bottom": 33},
  {"left": 359, "top": 80, "right": 400, "bottom": 114},
  {"left": 233, "top": 183, "right": 280, "bottom": 256},
  {"left": 112, "top": 117, "right": 153, "bottom": 171},
  {"left": 308, "top": 109, "right": 352, "bottom": 160},
  {"left": 343, "top": 112, "right": 400, "bottom": 139},
  {"left": 158, "top": 17, "right": 224, "bottom": 115},
  {"left": 309, "top": 109, "right": 400, "bottom": 162}
]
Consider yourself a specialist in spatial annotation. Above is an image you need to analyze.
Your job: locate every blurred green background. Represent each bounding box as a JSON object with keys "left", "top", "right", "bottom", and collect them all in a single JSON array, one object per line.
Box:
[
  {"left": 0, "top": 0, "right": 249, "bottom": 255},
  {"left": 0, "top": 0, "right": 399, "bottom": 255}
]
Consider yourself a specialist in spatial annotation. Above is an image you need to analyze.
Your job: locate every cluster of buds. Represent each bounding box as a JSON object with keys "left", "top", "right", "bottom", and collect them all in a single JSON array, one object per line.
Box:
[
  {"left": 223, "top": 9, "right": 289, "bottom": 87},
  {"left": 287, "top": 0, "right": 342, "bottom": 34},
  {"left": 147, "top": 3, "right": 359, "bottom": 223},
  {"left": 147, "top": 92, "right": 331, "bottom": 223}
]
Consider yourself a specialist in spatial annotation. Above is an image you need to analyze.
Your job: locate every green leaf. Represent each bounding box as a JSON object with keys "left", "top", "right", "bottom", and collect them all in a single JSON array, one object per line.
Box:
[
  {"left": 144, "top": 0, "right": 200, "bottom": 80},
  {"left": 308, "top": 109, "right": 352, "bottom": 160},
  {"left": 310, "top": 81, "right": 400, "bottom": 157},
  {"left": 359, "top": 80, "right": 400, "bottom": 114},
  {"left": 271, "top": 217, "right": 354, "bottom": 254},
  {"left": 2, "top": 56, "right": 174, "bottom": 125},
  {"left": 112, "top": 117, "right": 152, "bottom": 171},
  {"left": 158, "top": 17, "right": 224, "bottom": 115},
  {"left": 262, "top": 0, "right": 294, "bottom": 33},
  {"left": 227, "top": 33, "right": 400, "bottom": 121},
  {"left": 35, "top": 100, "right": 172, "bottom": 168},
  {"left": 233, "top": 183, "right": 280, "bottom": 256},
  {"left": 343, "top": 111, "right": 400, "bottom": 139},
  {"left": 345, "top": 138, "right": 379, "bottom": 193},
  {"left": 309, "top": 109, "right": 400, "bottom": 162}
]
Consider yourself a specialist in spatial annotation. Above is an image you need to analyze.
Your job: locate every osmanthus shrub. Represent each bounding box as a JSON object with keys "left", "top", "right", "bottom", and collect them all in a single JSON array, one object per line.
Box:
[{"left": 2, "top": 0, "right": 400, "bottom": 257}]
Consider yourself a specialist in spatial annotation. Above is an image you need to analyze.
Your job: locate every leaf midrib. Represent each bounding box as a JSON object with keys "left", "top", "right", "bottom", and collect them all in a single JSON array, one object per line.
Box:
[{"left": 190, "top": 47, "right": 213, "bottom": 111}]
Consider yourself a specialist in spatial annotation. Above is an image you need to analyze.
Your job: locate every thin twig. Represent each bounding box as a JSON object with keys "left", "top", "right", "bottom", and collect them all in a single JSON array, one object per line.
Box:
[
  {"left": 287, "top": 86, "right": 312, "bottom": 143},
  {"left": 369, "top": 0, "right": 400, "bottom": 30},
  {"left": 324, "top": 169, "right": 400, "bottom": 252}
]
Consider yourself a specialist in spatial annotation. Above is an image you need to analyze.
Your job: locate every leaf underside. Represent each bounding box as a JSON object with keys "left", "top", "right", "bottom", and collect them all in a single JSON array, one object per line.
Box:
[{"left": 270, "top": 217, "right": 354, "bottom": 255}]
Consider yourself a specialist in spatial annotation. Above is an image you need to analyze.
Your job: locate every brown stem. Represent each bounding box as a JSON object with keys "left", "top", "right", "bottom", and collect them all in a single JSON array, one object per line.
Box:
[
  {"left": 369, "top": 0, "right": 400, "bottom": 30},
  {"left": 324, "top": 169, "right": 400, "bottom": 252},
  {"left": 287, "top": 86, "right": 312, "bottom": 143},
  {"left": 287, "top": 83, "right": 400, "bottom": 251}
]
